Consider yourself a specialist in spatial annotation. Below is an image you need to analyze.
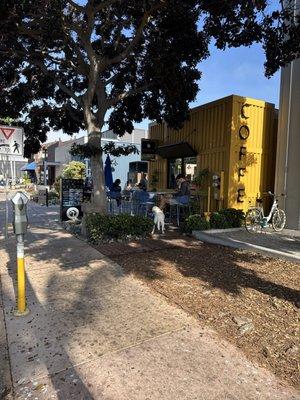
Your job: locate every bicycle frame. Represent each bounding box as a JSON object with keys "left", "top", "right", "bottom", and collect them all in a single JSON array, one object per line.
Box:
[
  {"left": 253, "top": 193, "right": 278, "bottom": 227},
  {"left": 263, "top": 197, "right": 278, "bottom": 223}
]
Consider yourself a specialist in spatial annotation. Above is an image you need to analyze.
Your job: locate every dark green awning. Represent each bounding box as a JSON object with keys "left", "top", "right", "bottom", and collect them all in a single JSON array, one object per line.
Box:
[{"left": 157, "top": 142, "right": 197, "bottom": 159}]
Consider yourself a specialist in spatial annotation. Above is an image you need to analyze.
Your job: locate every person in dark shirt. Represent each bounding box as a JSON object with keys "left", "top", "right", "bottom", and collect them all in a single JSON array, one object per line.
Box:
[
  {"left": 111, "top": 179, "right": 121, "bottom": 192},
  {"left": 110, "top": 179, "right": 122, "bottom": 206},
  {"left": 159, "top": 174, "right": 190, "bottom": 209},
  {"left": 173, "top": 174, "right": 190, "bottom": 199}
]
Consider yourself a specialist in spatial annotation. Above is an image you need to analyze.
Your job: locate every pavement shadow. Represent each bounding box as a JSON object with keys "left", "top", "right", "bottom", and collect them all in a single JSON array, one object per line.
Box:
[
  {"left": 0, "top": 200, "right": 96, "bottom": 399},
  {"left": 3, "top": 236, "right": 95, "bottom": 400}
]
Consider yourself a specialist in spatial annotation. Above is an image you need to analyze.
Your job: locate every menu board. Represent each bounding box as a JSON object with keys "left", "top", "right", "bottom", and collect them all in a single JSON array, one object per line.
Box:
[{"left": 60, "top": 179, "right": 84, "bottom": 220}]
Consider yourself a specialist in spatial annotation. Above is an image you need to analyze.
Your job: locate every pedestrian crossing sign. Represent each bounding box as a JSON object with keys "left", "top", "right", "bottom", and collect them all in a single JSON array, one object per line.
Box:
[{"left": 0, "top": 125, "right": 24, "bottom": 155}]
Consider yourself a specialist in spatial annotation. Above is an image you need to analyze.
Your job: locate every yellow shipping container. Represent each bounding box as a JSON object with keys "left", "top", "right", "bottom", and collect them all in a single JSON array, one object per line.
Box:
[{"left": 148, "top": 95, "right": 277, "bottom": 213}]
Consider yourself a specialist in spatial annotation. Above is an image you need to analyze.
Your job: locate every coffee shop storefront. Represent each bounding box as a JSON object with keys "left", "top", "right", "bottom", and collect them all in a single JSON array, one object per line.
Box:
[{"left": 147, "top": 95, "right": 278, "bottom": 213}]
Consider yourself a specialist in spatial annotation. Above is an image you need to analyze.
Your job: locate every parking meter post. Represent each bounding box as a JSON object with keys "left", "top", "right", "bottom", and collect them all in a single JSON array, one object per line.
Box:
[
  {"left": 11, "top": 191, "right": 29, "bottom": 317},
  {"left": 16, "top": 234, "right": 26, "bottom": 314}
]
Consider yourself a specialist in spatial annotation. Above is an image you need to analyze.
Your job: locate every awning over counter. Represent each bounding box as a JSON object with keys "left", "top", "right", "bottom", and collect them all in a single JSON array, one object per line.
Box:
[
  {"left": 157, "top": 141, "right": 197, "bottom": 159},
  {"left": 36, "top": 161, "right": 61, "bottom": 167},
  {"left": 20, "top": 162, "right": 36, "bottom": 171}
]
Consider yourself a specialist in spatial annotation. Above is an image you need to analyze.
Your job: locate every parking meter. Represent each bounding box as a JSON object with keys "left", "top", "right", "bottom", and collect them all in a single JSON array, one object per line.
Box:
[
  {"left": 11, "top": 192, "right": 29, "bottom": 235},
  {"left": 11, "top": 191, "right": 30, "bottom": 316}
]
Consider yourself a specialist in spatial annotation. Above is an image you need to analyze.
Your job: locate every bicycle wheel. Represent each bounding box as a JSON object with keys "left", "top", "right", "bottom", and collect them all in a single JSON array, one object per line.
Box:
[
  {"left": 245, "top": 208, "right": 261, "bottom": 233},
  {"left": 272, "top": 209, "right": 286, "bottom": 232}
]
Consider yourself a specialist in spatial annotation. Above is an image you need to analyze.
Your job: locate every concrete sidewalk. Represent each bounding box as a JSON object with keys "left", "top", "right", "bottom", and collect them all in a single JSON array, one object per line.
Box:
[
  {"left": 193, "top": 228, "right": 300, "bottom": 263},
  {"left": 0, "top": 199, "right": 299, "bottom": 399}
]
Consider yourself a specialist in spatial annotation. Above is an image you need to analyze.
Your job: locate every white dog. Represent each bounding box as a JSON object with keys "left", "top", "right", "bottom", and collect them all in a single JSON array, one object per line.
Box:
[{"left": 152, "top": 206, "right": 165, "bottom": 234}]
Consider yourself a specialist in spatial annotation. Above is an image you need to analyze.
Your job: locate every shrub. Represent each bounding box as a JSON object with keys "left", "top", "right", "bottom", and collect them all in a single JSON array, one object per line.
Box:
[
  {"left": 62, "top": 161, "right": 85, "bottom": 179},
  {"left": 85, "top": 213, "right": 153, "bottom": 243},
  {"left": 48, "top": 190, "right": 59, "bottom": 204},
  {"left": 219, "top": 208, "right": 245, "bottom": 228},
  {"left": 183, "top": 214, "right": 210, "bottom": 234},
  {"left": 209, "top": 212, "right": 231, "bottom": 229}
]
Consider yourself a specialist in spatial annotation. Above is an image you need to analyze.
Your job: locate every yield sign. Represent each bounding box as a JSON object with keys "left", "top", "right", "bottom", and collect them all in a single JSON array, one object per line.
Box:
[{"left": 0, "top": 127, "right": 15, "bottom": 140}]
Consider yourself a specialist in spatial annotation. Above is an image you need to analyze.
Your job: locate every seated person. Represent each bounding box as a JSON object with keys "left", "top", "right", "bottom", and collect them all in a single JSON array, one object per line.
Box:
[
  {"left": 160, "top": 174, "right": 190, "bottom": 209},
  {"left": 109, "top": 178, "right": 122, "bottom": 206},
  {"left": 132, "top": 183, "right": 149, "bottom": 203},
  {"left": 124, "top": 180, "right": 133, "bottom": 191},
  {"left": 132, "top": 183, "right": 150, "bottom": 208}
]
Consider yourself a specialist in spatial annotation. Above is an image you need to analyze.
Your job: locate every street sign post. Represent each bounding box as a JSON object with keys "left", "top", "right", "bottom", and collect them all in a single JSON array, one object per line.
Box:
[{"left": 0, "top": 125, "right": 25, "bottom": 238}]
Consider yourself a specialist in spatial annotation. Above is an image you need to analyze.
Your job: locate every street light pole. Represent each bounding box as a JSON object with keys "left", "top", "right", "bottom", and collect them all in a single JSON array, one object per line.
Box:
[{"left": 42, "top": 147, "right": 48, "bottom": 186}]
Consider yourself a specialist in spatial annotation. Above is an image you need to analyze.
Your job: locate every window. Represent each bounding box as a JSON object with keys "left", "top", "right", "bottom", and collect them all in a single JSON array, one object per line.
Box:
[
  {"left": 184, "top": 157, "right": 197, "bottom": 183},
  {"left": 167, "top": 157, "right": 197, "bottom": 188}
]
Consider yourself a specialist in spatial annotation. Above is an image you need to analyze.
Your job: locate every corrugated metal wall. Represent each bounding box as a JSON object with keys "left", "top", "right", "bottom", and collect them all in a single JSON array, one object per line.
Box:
[
  {"left": 228, "top": 96, "right": 277, "bottom": 211},
  {"left": 149, "top": 95, "right": 278, "bottom": 213},
  {"left": 148, "top": 97, "right": 233, "bottom": 193}
]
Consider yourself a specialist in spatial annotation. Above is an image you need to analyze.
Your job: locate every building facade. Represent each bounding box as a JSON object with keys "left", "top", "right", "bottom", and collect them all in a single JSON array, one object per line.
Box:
[
  {"left": 54, "top": 128, "right": 147, "bottom": 187},
  {"left": 148, "top": 95, "right": 278, "bottom": 213},
  {"left": 274, "top": 0, "right": 300, "bottom": 230}
]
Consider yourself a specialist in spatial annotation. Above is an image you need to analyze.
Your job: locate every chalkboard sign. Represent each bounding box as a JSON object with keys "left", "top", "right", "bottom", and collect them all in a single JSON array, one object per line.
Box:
[{"left": 60, "top": 178, "right": 84, "bottom": 221}]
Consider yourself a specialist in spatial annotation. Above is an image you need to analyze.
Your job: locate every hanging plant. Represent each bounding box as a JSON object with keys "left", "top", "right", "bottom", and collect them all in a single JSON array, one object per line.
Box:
[
  {"left": 70, "top": 143, "right": 101, "bottom": 158},
  {"left": 70, "top": 142, "right": 139, "bottom": 159}
]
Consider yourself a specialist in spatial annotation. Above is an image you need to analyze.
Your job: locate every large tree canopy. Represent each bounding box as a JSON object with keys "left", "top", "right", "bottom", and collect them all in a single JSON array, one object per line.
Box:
[{"left": 0, "top": 0, "right": 299, "bottom": 210}]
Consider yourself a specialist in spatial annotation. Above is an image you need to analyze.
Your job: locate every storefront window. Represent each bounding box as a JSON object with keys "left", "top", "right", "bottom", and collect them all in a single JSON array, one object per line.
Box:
[
  {"left": 184, "top": 157, "right": 197, "bottom": 183},
  {"left": 167, "top": 157, "right": 197, "bottom": 188}
]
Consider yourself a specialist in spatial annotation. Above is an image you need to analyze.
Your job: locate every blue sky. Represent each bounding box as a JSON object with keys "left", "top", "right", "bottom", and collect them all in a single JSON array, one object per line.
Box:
[{"left": 48, "top": 3, "right": 281, "bottom": 140}]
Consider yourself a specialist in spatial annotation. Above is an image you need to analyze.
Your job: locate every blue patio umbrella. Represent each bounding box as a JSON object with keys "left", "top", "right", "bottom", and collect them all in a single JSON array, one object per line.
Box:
[
  {"left": 20, "top": 161, "right": 36, "bottom": 171},
  {"left": 104, "top": 154, "right": 113, "bottom": 190}
]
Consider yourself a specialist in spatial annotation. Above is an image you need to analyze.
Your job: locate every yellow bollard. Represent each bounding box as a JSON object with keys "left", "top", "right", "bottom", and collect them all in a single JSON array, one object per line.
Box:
[
  {"left": 14, "top": 235, "right": 29, "bottom": 316},
  {"left": 17, "top": 256, "right": 26, "bottom": 313}
]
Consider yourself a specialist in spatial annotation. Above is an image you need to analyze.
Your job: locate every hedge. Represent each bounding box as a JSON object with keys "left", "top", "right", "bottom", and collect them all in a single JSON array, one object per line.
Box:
[
  {"left": 85, "top": 213, "right": 153, "bottom": 243},
  {"left": 183, "top": 214, "right": 210, "bottom": 234},
  {"left": 183, "top": 208, "right": 245, "bottom": 233},
  {"left": 219, "top": 208, "right": 245, "bottom": 228}
]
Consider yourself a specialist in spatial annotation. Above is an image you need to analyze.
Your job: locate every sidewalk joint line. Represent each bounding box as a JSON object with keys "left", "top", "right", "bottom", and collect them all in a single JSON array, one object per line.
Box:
[{"left": 28, "top": 324, "right": 191, "bottom": 382}]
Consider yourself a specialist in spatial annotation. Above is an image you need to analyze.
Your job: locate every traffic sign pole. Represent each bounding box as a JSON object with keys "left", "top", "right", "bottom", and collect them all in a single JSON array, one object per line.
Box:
[{"left": 4, "top": 154, "right": 9, "bottom": 239}]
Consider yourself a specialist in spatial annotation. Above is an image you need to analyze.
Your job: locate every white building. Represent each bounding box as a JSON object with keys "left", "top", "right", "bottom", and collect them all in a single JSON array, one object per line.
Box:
[
  {"left": 275, "top": 0, "right": 300, "bottom": 230},
  {"left": 54, "top": 128, "right": 147, "bottom": 187}
]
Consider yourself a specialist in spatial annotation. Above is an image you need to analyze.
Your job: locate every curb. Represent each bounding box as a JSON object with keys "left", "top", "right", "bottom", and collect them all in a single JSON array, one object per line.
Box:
[{"left": 192, "top": 230, "right": 300, "bottom": 264}]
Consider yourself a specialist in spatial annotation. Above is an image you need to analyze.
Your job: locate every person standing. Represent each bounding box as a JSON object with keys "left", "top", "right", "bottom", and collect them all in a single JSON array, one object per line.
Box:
[{"left": 139, "top": 173, "right": 148, "bottom": 191}]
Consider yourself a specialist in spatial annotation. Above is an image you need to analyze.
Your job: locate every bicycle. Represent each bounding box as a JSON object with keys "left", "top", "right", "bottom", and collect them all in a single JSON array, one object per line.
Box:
[{"left": 245, "top": 192, "right": 286, "bottom": 233}]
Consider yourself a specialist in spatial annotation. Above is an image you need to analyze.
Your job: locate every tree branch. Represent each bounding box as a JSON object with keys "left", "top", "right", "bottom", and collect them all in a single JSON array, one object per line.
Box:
[
  {"left": 32, "top": 59, "right": 82, "bottom": 106},
  {"left": 108, "top": 83, "right": 151, "bottom": 107},
  {"left": 93, "top": 0, "right": 120, "bottom": 13},
  {"left": 104, "top": 1, "right": 167, "bottom": 68}
]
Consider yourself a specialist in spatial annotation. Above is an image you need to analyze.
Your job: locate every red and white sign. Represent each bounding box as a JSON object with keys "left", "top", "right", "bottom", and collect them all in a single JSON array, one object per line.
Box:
[{"left": 0, "top": 125, "right": 24, "bottom": 155}]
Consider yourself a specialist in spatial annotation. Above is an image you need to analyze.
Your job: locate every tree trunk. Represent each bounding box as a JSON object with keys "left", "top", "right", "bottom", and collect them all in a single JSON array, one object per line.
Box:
[
  {"left": 88, "top": 131, "right": 107, "bottom": 213},
  {"left": 82, "top": 97, "right": 108, "bottom": 220}
]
